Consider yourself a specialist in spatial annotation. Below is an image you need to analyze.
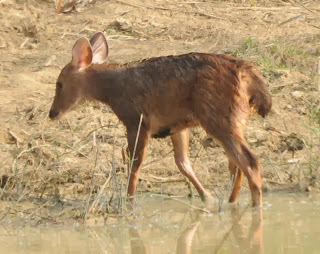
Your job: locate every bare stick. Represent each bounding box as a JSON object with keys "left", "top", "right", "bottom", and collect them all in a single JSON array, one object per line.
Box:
[
  {"left": 87, "top": 172, "right": 113, "bottom": 216},
  {"left": 53, "top": 140, "right": 90, "bottom": 159},
  {"left": 298, "top": 162, "right": 303, "bottom": 191},
  {"left": 309, "top": 24, "right": 320, "bottom": 30},
  {"left": 0, "top": 207, "right": 11, "bottom": 222},
  {"left": 25, "top": 201, "right": 50, "bottom": 219},
  {"left": 278, "top": 149, "right": 285, "bottom": 176},
  {"left": 318, "top": 57, "right": 320, "bottom": 92},
  {"left": 186, "top": 179, "right": 194, "bottom": 199},
  {"left": 110, "top": 134, "right": 120, "bottom": 211},
  {"left": 56, "top": 0, "right": 63, "bottom": 13},
  {"left": 84, "top": 146, "right": 99, "bottom": 219},
  {"left": 0, "top": 157, "right": 10, "bottom": 171},
  {"left": 266, "top": 180, "right": 286, "bottom": 185},
  {"left": 126, "top": 114, "right": 143, "bottom": 195},
  {"left": 7, "top": 129, "right": 23, "bottom": 145},
  {"left": 11, "top": 145, "right": 49, "bottom": 173},
  {"left": 278, "top": 14, "right": 305, "bottom": 26},
  {"left": 152, "top": 194, "right": 210, "bottom": 213},
  {"left": 92, "top": 131, "right": 96, "bottom": 147},
  {"left": 181, "top": 4, "right": 301, "bottom": 11},
  {"left": 265, "top": 152, "right": 283, "bottom": 183},
  {"left": 192, "top": 146, "right": 203, "bottom": 169},
  {"left": 138, "top": 175, "right": 185, "bottom": 183},
  {"left": 288, "top": 0, "right": 319, "bottom": 16},
  {"left": 40, "top": 114, "right": 49, "bottom": 141},
  {"left": 213, "top": 188, "right": 223, "bottom": 213},
  {"left": 112, "top": 0, "right": 225, "bottom": 20},
  {"left": 282, "top": 117, "right": 288, "bottom": 132},
  {"left": 85, "top": 123, "right": 114, "bottom": 138},
  {"left": 0, "top": 176, "right": 12, "bottom": 200}
]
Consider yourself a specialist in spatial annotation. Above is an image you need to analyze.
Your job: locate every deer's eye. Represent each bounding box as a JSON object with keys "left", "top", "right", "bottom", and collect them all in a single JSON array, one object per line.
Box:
[{"left": 57, "top": 82, "right": 63, "bottom": 89}]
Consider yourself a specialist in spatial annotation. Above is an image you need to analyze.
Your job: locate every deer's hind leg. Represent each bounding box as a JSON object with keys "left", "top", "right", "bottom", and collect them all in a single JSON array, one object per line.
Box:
[
  {"left": 197, "top": 114, "right": 262, "bottom": 206},
  {"left": 171, "top": 129, "right": 213, "bottom": 202},
  {"left": 222, "top": 136, "right": 262, "bottom": 207},
  {"left": 193, "top": 81, "right": 261, "bottom": 206}
]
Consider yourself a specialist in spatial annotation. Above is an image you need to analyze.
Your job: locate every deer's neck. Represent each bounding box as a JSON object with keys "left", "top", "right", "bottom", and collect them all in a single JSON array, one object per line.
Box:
[
  {"left": 85, "top": 64, "right": 141, "bottom": 126},
  {"left": 87, "top": 68, "right": 121, "bottom": 103}
]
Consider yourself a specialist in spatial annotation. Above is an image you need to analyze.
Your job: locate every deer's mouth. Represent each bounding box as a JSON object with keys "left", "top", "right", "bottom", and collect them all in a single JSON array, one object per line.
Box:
[
  {"left": 49, "top": 110, "right": 66, "bottom": 120},
  {"left": 49, "top": 98, "right": 82, "bottom": 120}
]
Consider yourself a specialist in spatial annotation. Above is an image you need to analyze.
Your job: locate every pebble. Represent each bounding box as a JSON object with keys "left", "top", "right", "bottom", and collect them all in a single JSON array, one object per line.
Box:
[
  {"left": 292, "top": 91, "right": 304, "bottom": 98},
  {"left": 296, "top": 107, "right": 306, "bottom": 115}
]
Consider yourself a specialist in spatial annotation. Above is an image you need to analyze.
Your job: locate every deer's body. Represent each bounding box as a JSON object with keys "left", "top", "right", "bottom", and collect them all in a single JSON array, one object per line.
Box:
[
  {"left": 49, "top": 33, "right": 272, "bottom": 207},
  {"left": 85, "top": 54, "right": 202, "bottom": 137}
]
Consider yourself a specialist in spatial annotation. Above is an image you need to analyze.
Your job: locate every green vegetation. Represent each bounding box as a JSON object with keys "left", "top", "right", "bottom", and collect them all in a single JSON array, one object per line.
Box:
[
  {"left": 230, "top": 37, "right": 318, "bottom": 76},
  {"left": 242, "top": 37, "right": 257, "bottom": 51},
  {"left": 305, "top": 99, "right": 320, "bottom": 178}
]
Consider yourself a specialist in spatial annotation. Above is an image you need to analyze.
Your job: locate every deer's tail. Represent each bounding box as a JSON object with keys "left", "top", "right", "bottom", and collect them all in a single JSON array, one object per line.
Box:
[{"left": 239, "top": 64, "right": 272, "bottom": 117}]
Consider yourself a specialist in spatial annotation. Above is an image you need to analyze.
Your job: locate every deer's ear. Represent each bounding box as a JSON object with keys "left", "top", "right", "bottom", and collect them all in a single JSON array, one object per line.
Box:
[
  {"left": 71, "top": 37, "right": 93, "bottom": 70},
  {"left": 89, "top": 32, "right": 108, "bottom": 64}
]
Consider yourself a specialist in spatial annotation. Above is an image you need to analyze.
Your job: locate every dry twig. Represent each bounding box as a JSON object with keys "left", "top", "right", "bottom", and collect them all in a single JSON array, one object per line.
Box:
[
  {"left": 288, "top": 0, "right": 319, "bottom": 16},
  {"left": 265, "top": 152, "right": 283, "bottom": 183},
  {"left": 278, "top": 14, "right": 306, "bottom": 26},
  {"left": 126, "top": 114, "right": 144, "bottom": 194},
  {"left": 112, "top": 0, "right": 225, "bottom": 20},
  {"left": 138, "top": 175, "right": 185, "bottom": 183},
  {"left": 56, "top": 0, "right": 63, "bottom": 13},
  {"left": 7, "top": 129, "right": 23, "bottom": 145},
  {"left": 318, "top": 57, "right": 320, "bottom": 92},
  {"left": 152, "top": 193, "right": 210, "bottom": 213}
]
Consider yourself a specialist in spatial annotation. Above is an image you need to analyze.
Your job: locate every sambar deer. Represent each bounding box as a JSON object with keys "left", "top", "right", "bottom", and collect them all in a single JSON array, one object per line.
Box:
[{"left": 49, "top": 32, "right": 272, "bottom": 207}]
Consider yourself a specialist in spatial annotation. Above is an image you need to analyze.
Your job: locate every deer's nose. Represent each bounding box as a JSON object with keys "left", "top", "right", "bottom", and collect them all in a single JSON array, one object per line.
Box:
[{"left": 49, "top": 110, "right": 59, "bottom": 120}]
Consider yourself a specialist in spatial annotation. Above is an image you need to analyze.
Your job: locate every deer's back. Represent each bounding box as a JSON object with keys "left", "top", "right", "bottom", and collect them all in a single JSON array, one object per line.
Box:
[{"left": 112, "top": 53, "right": 250, "bottom": 137}]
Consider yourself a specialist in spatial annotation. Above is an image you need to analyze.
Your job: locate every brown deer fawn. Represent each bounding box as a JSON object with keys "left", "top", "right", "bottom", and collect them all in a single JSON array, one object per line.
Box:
[{"left": 49, "top": 32, "right": 272, "bottom": 207}]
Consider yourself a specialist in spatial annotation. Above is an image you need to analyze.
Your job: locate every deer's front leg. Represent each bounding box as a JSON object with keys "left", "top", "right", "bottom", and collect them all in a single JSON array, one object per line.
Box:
[{"left": 126, "top": 126, "right": 149, "bottom": 200}]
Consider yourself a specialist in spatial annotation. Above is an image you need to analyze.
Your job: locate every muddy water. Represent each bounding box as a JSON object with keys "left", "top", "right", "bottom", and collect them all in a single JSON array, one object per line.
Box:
[{"left": 0, "top": 193, "right": 319, "bottom": 254}]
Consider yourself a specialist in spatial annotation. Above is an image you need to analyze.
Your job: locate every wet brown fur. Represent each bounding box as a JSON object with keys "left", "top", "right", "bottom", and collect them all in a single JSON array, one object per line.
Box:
[{"left": 50, "top": 51, "right": 272, "bottom": 207}]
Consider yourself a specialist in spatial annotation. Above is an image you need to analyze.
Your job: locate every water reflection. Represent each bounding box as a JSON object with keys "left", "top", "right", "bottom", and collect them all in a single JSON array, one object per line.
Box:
[
  {"left": 175, "top": 220, "right": 200, "bottom": 254},
  {"left": 224, "top": 207, "right": 264, "bottom": 254},
  {"left": 127, "top": 219, "right": 149, "bottom": 254},
  {"left": 0, "top": 193, "right": 319, "bottom": 253}
]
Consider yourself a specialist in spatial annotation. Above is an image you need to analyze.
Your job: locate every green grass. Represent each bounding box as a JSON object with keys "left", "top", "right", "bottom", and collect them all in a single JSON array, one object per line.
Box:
[
  {"left": 259, "top": 55, "right": 285, "bottom": 72},
  {"left": 305, "top": 98, "right": 320, "bottom": 177},
  {"left": 229, "top": 38, "right": 317, "bottom": 75},
  {"left": 241, "top": 37, "right": 257, "bottom": 51},
  {"left": 309, "top": 102, "right": 320, "bottom": 126}
]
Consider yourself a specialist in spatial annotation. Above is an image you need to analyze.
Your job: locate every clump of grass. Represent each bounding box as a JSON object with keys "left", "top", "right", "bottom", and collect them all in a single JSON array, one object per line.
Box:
[
  {"left": 242, "top": 37, "right": 257, "bottom": 51},
  {"left": 302, "top": 98, "right": 320, "bottom": 186},
  {"left": 230, "top": 38, "right": 317, "bottom": 75},
  {"left": 250, "top": 0, "right": 257, "bottom": 7},
  {"left": 259, "top": 55, "right": 283, "bottom": 73},
  {"left": 309, "top": 101, "right": 320, "bottom": 126}
]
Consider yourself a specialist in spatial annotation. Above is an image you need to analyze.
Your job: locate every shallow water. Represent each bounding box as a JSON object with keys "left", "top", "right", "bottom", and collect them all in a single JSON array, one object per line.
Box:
[{"left": 0, "top": 193, "right": 320, "bottom": 254}]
